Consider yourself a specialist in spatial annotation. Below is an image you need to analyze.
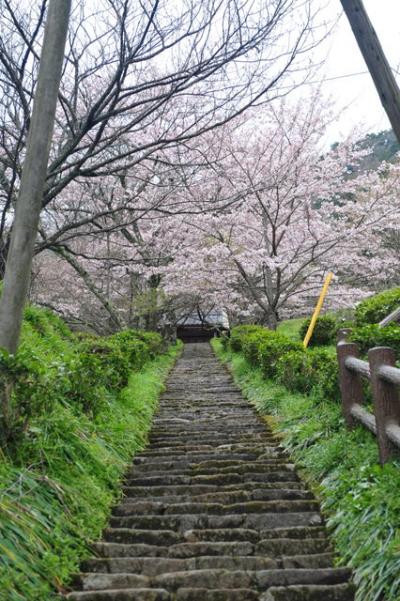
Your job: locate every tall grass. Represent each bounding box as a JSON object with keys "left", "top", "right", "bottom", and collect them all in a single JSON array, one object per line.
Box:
[
  {"left": 0, "top": 306, "right": 182, "bottom": 600},
  {"left": 212, "top": 338, "right": 400, "bottom": 601},
  {"left": 277, "top": 317, "right": 304, "bottom": 340}
]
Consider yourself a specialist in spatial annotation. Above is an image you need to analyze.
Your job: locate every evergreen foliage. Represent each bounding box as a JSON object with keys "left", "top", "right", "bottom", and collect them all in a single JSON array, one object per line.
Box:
[
  {"left": 213, "top": 337, "right": 400, "bottom": 601},
  {"left": 299, "top": 314, "right": 337, "bottom": 346},
  {"left": 227, "top": 325, "right": 337, "bottom": 400},
  {"left": 355, "top": 287, "right": 400, "bottom": 326},
  {"left": 350, "top": 323, "right": 400, "bottom": 359},
  {"left": 0, "top": 305, "right": 181, "bottom": 599}
]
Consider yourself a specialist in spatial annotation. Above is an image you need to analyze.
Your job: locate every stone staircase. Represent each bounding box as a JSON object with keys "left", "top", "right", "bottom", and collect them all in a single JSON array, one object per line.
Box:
[{"left": 65, "top": 343, "right": 355, "bottom": 601}]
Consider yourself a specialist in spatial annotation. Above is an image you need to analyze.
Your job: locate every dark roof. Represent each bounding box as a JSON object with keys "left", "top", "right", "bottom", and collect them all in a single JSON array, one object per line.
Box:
[{"left": 177, "top": 309, "right": 229, "bottom": 329}]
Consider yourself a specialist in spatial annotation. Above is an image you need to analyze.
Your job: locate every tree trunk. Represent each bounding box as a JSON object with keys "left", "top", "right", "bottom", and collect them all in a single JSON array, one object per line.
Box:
[
  {"left": 0, "top": 0, "right": 71, "bottom": 354},
  {"left": 0, "top": 237, "right": 10, "bottom": 279},
  {"left": 340, "top": 0, "right": 400, "bottom": 143},
  {"left": 267, "top": 311, "right": 278, "bottom": 331},
  {"left": 53, "top": 247, "right": 125, "bottom": 331}
]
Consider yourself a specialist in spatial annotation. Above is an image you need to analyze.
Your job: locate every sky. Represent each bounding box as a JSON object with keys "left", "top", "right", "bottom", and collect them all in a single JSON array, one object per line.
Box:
[{"left": 315, "top": 0, "right": 400, "bottom": 141}]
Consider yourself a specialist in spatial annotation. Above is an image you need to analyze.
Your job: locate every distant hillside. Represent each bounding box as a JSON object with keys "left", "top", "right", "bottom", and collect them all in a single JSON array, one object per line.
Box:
[{"left": 355, "top": 129, "right": 400, "bottom": 172}]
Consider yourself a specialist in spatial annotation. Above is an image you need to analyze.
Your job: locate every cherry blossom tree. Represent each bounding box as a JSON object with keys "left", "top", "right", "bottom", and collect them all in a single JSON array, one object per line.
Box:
[
  {"left": 30, "top": 99, "right": 400, "bottom": 332},
  {"left": 153, "top": 102, "right": 400, "bottom": 327},
  {"left": 0, "top": 0, "right": 324, "bottom": 274}
]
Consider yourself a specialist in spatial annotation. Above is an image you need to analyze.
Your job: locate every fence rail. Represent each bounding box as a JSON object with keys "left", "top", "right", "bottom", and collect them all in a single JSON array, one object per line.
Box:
[{"left": 337, "top": 330, "right": 400, "bottom": 464}]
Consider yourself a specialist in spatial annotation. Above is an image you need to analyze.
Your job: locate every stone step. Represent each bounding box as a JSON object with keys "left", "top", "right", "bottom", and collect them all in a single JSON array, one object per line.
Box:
[
  {"left": 81, "top": 555, "right": 278, "bottom": 574},
  {"left": 168, "top": 588, "right": 260, "bottom": 601},
  {"left": 157, "top": 397, "right": 246, "bottom": 403},
  {"left": 149, "top": 424, "right": 267, "bottom": 433},
  {"left": 182, "top": 527, "right": 326, "bottom": 544},
  {"left": 262, "top": 583, "right": 355, "bottom": 600},
  {"left": 138, "top": 443, "right": 281, "bottom": 455},
  {"left": 114, "top": 500, "right": 319, "bottom": 517},
  {"left": 131, "top": 454, "right": 289, "bottom": 465},
  {"left": 154, "top": 410, "right": 256, "bottom": 418},
  {"left": 152, "top": 421, "right": 262, "bottom": 428},
  {"left": 108, "top": 511, "right": 322, "bottom": 531},
  {"left": 66, "top": 588, "right": 170, "bottom": 600},
  {"left": 92, "top": 541, "right": 255, "bottom": 559},
  {"left": 170, "top": 589, "right": 261, "bottom": 601},
  {"left": 121, "top": 482, "right": 305, "bottom": 498},
  {"left": 103, "top": 529, "right": 181, "bottom": 546},
  {"left": 256, "top": 538, "right": 330, "bottom": 556},
  {"left": 104, "top": 526, "right": 326, "bottom": 546},
  {"left": 65, "top": 343, "right": 354, "bottom": 600},
  {"left": 146, "top": 441, "right": 280, "bottom": 450},
  {"left": 126, "top": 464, "right": 297, "bottom": 478},
  {"left": 148, "top": 432, "right": 270, "bottom": 440},
  {"left": 124, "top": 472, "right": 300, "bottom": 488},
  {"left": 148, "top": 434, "right": 274, "bottom": 444},
  {"left": 128, "top": 460, "right": 293, "bottom": 473},
  {"left": 83, "top": 553, "right": 334, "bottom": 575},
  {"left": 132, "top": 451, "right": 286, "bottom": 465},
  {"left": 119, "top": 489, "right": 314, "bottom": 506},
  {"left": 175, "top": 585, "right": 355, "bottom": 601},
  {"left": 75, "top": 568, "right": 351, "bottom": 592},
  {"left": 94, "top": 534, "right": 329, "bottom": 560}
]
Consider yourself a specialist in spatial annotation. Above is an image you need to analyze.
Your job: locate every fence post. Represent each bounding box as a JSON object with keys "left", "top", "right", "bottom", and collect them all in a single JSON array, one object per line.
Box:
[
  {"left": 337, "top": 328, "right": 352, "bottom": 342},
  {"left": 368, "top": 347, "right": 400, "bottom": 464},
  {"left": 337, "top": 339, "right": 364, "bottom": 428}
]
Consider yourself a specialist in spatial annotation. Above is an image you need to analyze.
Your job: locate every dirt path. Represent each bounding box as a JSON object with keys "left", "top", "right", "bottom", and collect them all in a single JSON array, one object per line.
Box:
[{"left": 66, "top": 342, "right": 354, "bottom": 601}]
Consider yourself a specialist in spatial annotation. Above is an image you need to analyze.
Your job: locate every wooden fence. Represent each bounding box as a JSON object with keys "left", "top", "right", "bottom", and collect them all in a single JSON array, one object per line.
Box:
[{"left": 337, "top": 330, "right": 400, "bottom": 464}]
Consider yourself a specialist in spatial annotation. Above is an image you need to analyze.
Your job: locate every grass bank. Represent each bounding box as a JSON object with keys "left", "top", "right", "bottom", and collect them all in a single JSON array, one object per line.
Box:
[
  {"left": 0, "top": 307, "right": 182, "bottom": 600},
  {"left": 212, "top": 338, "right": 400, "bottom": 601}
]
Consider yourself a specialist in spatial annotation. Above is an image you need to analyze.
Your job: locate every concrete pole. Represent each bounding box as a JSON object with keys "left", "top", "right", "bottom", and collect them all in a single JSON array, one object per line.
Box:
[
  {"left": 340, "top": 0, "right": 400, "bottom": 143},
  {"left": 0, "top": 0, "right": 72, "bottom": 353}
]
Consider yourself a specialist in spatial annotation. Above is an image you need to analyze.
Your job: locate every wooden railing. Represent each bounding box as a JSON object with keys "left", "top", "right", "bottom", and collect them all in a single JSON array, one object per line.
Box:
[{"left": 337, "top": 330, "right": 400, "bottom": 464}]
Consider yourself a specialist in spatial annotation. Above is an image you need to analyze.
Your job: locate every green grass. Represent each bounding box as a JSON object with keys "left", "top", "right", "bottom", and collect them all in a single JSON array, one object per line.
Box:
[
  {"left": 277, "top": 317, "right": 304, "bottom": 340},
  {"left": 0, "top": 307, "right": 182, "bottom": 600},
  {"left": 277, "top": 316, "right": 337, "bottom": 354},
  {"left": 212, "top": 338, "right": 400, "bottom": 601}
]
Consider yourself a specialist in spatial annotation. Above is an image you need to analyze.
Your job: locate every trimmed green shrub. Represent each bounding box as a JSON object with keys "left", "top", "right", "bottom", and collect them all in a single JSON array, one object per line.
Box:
[
  {"left": 355, "top": 288, "right": 400, "bottom": 326},
  {"left": 229, "top": 324, "right": 339, "bottom": 401},
  {"left": 241, "top": 329, "right": 277, "bottom": 365},
  {"left": 109, "top": 330, "right": 150, "bottom": 368},
  {"left": 0, "top": 348, "right": 51, "bottom": 447},
  {"left": 80, "top": 338, "right": 131, "bottom": 389},
  {"left": 230, "top": 325, "right": 262, "bottom": 352},
  {"left": 61, "top": 331, "right": 164, "bottom": 416},
  {"left": 0, "top": 303, "right": 177, "bottom": 599},
  {"left": 136, "top": 331, "right": 164, "bottom": 357},
  {"left": 258, "top": 334, "right": 304, "bottom": 378},
  {"left": 276, "top": 348, "right": 339, "bottom": 401},
  {"left": 276, "top": 349, "right": 312, "bottom": 394},
  {"left": 307, "top": 349, "right": 340, "bottom": 401},
  {"left": 220, "top": 332, "right": 230, "bottom": 350},
  {"left": 24, "top": 305, "right": 73, "bottom": 340},
  {"left": 299, "top": 314, "right": 337, "bottom": 346},
  {"left": 212, "top": 337, "right": 400, "bottom": 601},
  {"left": 349, "top": 323, "right": 400, "bottom": 359},
  {"left": 1, "top": 308, "right": 166, "bottom": 436}
]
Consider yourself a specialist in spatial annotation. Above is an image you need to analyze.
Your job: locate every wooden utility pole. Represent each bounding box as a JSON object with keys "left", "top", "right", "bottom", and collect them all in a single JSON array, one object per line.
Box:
[
  {"left": 340, "top": 0, "right": 400, "bottom": 143},
  {"left": 0, "top": 0, "right": 71, "bottom": 354}
]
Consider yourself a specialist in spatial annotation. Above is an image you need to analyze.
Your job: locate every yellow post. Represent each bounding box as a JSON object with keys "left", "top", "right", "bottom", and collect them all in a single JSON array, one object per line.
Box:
[{"left": 303, "top": 272, "right": 334, "bottom": 349}]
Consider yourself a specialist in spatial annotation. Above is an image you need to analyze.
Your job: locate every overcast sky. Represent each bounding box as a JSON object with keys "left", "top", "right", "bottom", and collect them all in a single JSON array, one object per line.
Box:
[{"left": 316, "top": 0, "right": 400, "bottom": 141}]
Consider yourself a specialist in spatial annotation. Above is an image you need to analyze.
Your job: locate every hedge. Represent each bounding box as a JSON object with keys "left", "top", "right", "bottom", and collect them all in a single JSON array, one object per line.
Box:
[
  {"left": 349, "top": 323, "right": 400, "bottom": 360},
  {"left": 0, "top": 311, "right": 164, "bottom": 446},
  {"left": 0, "top": 305, "right": 177, "bottom": 599},
  {"left": 355, "top": 288, "right": 400, "bottom": 326},
  {"left": 227, "top": 325, "right": 340, "bottom": 402},
  {"left": 299, "top": 314, "right": 337, "bottom": 346}
]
